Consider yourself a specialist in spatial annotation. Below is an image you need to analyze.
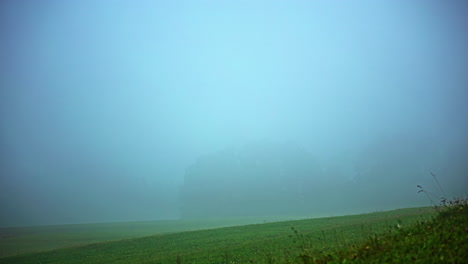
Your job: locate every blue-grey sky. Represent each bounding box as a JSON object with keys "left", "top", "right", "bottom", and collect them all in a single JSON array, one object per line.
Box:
[{"left": 1, "top": 0, "right": 467, "bottom": 226}]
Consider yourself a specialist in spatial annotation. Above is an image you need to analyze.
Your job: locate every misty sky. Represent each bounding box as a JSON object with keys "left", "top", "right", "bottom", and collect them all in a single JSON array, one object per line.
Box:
[{"left": 1, "top": 0, "right": 467, "bottom": 227}]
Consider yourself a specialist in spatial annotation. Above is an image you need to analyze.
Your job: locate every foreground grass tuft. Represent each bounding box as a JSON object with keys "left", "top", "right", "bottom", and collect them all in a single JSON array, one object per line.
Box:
[{"left": 300, "top": 198, "right": 468, "bottom": 263}]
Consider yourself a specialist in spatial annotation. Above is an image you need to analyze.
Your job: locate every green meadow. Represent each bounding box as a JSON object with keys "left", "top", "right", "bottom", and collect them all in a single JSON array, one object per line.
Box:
[
  {"left": 0, "top": 215, "right": 317, "bottom": 258},
  {"left": 0, "top": 207, "right": 439, "bottom": 264}
]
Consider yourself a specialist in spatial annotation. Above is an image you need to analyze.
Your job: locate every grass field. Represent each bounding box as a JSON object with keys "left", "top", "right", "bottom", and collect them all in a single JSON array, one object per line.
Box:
[
  {"left": 0, "top": 215, "right": 314, "bottom": 258},
  {"left": 0, "top": 207, "right": 437, "bottom": 264},
  {"left": 306, "top": 199, "right": 468, "bottom": 263}
]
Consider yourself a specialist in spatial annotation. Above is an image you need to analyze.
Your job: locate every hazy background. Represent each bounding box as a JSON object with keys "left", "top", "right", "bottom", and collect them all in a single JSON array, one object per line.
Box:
[{"left": 1, "top": 0, "right": 467, "bottom": 227}]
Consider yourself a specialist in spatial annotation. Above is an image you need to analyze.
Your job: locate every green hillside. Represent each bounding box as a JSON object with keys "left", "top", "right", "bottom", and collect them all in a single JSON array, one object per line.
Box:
[
  {"left": 0, "top": 215, "right": 310, "bottom": 258},
  {"left": 0, "top": 207, "right": 436, "bottom": 264}
]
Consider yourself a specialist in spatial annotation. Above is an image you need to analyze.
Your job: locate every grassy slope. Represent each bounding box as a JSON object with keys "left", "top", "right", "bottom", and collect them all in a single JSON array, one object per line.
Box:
[
  {"left": 308, "top": 200, "right": 468, "bottom": 263},
  {"left": 0, "top": 215, "right": 311, "bottom": 258},
  {"left": 0, "top": 207, "right": 435, "bottom": 264}
]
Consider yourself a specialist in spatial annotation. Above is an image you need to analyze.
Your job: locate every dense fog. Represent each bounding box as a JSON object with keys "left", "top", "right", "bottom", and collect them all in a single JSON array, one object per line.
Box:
[{"left": 1, "top": 0, "right": 467, "bottom": 227}]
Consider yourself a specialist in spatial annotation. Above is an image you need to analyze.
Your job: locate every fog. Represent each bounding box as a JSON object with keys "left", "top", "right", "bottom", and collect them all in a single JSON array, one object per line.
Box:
[{"left": 1, "top": 0, "right": 467, "bottom": 227}]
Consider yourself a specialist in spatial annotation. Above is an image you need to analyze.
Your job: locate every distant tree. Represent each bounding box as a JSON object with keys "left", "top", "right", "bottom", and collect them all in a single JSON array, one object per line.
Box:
[
  {"left": 179, "top": 142, "right": 323, "bottom": 218},
  {"left": 351, "top": 135, "right": 438, "bottom": 209}
]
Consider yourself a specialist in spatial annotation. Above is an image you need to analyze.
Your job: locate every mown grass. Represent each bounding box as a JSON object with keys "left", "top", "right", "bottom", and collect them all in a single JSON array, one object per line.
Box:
[
  {"left": 0, "top": 215, "right": 309, "bottom": 258},
  {"left": 0, "top": 207, "right": 435, "bottom": 264}
]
